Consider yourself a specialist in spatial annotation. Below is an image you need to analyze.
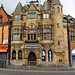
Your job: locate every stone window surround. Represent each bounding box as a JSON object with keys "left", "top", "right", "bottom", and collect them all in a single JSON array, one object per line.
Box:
[
  {"left": 12, "top": 28, "right": 23, "bottom": 41},
  {"left": 41, "top": 26, "right": 53, "bottom": 40}
]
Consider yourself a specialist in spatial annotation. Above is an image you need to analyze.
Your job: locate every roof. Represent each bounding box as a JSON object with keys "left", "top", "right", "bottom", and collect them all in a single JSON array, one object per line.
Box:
[
  {"left": 42, "top": 1, "right": 50, "bottom": 10},
  {"left": 63, "top": 15, "right": 75, "bottom": 24},
  {"left": 51, "top": 0, "right": 61, "bottom": 6},
  {"left": 14, "top": 2, "right": 23, "bottom": 12},
  {"left": 14, "top": 1, "right": 51, "bottom": 13}
]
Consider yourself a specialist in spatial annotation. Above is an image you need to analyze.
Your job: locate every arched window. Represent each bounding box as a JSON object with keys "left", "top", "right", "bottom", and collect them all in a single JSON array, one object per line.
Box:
[
  {"left": 48, "top": 50, "right": 53, "bottom": 62},
  {"left": 53, "top": 7, "right": 55, "bottom": 12},
  {"left": 18, "top": 50, "right": 22, "bottom": 60},
  {"left": 57, "top": 7, "right": 59, "bottom": 12},
  {"left": 12, "top": 50, "right": 16, "bottom": 59},
  {"left": 42, "top": 50, "right": 46, "bottom": 62}
]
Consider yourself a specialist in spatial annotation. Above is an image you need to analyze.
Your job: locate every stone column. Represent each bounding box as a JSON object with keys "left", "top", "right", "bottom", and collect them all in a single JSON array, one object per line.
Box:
[
  {"left": 16, "top": 50, "right": 18, "bottom": 60},
  {"left": 46, "top": 50, "right": 48, "bottom": 63}
]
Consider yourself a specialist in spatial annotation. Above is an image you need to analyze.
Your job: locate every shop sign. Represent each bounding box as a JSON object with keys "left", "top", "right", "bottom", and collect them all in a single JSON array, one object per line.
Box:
[
  {"left": 25, "top": 44, "right": 39, "bottom": 49},
  {"left": 0, "top": 45, "right": 8, "bottom": 52}
]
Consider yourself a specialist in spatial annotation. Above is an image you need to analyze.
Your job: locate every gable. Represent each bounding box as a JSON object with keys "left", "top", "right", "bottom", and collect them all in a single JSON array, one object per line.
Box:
[
  {"left": 0, "top": 8, "right": 8, "bottom": 23},
  {"left": 28, "top": 4, "right": 37, "bottom": 11}
]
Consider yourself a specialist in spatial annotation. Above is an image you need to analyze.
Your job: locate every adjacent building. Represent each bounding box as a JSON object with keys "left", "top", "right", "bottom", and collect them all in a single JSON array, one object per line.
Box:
[{"left": 0, "top": 4, "right": 11, "bottom": 62}]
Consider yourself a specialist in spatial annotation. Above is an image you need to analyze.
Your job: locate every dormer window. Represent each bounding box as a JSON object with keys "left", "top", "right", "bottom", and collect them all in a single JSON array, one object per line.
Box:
[
  {"left": 43, "top": 14, "right": 49, "bottom": 19},
  {"left": 15, "top": 15, "right": 21, "bottom": 20},
  {"left": 0, "top": 16, "right": 2, "bottom": 24},
  {"left": 28, "top": 13, "right": 36, "bottom": 19}
]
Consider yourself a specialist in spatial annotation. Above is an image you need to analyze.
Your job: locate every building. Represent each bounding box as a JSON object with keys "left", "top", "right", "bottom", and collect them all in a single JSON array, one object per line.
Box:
[
  {"left": 0, "top": 4, "right": 11, "bottom": 62},
  {"left": 10, "top": 0, "right": 75, "bottom": 66}
]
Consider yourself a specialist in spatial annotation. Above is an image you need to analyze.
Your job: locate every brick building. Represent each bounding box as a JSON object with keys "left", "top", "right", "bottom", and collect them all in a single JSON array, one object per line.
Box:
[
  {"left": 0, "top": 4, "right": 11, "bottom": 61},
  {"left": 10, "top": 0, "right": 75, "bottom": 66}
]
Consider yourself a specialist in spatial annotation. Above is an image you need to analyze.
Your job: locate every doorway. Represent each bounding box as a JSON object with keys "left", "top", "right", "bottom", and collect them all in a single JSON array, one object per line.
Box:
[{"left": 28, "top": 52, "right": 36, "bottom": 66}]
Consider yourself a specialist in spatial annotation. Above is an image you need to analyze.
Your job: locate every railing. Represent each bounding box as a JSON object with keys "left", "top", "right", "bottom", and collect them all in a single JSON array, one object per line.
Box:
[{"left": 0, "top": 60, "right": 73, "bottom": 71}]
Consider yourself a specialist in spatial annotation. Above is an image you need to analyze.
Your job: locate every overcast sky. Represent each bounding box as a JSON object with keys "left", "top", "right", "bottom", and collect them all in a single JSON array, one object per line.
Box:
[{"left": 0, "top": 0, "right": 75, "bottom": 18}]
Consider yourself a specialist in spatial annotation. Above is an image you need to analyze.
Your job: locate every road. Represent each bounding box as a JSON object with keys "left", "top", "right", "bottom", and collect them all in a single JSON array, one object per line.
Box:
[{"left": 0, "top": 68, "right": 75, "bottom": 75}]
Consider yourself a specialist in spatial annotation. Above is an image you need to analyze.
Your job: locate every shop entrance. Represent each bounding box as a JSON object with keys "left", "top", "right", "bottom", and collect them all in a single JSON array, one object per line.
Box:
[
  {"left": 28, "top": 52, "right": 36, "bottom": 66},
  {"left": 72, "top": 49, "right": 75, "bottom": 67}
]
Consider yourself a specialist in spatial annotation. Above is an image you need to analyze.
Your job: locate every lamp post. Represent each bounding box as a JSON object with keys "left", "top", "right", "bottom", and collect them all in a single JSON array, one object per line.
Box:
[{"left": 66, "top": 17, "right": 71, "bottom": 67}]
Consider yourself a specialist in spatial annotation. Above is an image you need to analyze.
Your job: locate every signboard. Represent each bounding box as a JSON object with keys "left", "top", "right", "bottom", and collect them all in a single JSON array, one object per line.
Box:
[
  {"left": 0, "top": 45, "right": 8, "bottom": 52},
  {"left": 25, "top": 44, "right": 39, "bottom": 49}
]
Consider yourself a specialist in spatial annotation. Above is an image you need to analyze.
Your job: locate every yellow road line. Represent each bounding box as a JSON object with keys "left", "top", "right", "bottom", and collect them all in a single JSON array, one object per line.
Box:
[{"left": 0, "top": 68, "right": 75, "bottom": 73}]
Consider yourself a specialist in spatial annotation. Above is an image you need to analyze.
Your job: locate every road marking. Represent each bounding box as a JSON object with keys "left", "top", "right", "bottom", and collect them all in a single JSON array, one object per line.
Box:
[{"left": 0, "top": 68, "right": 75, "bottom": 73}]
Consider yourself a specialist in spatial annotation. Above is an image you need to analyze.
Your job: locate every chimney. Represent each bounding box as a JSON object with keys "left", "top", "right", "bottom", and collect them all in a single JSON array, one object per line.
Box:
[{"left": 1, "top": 4, "right": 4, "bottom": 9}]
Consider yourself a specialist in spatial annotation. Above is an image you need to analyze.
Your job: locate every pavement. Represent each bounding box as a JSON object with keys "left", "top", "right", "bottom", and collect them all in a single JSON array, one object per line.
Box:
[{"left": 0, "top": 68, "right": 75, "bottom": 75}]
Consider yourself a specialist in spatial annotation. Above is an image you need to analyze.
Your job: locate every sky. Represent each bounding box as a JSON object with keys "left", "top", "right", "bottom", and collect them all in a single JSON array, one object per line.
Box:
[{"left": 0, "top": 0, "right": 75, "bottom": 18}]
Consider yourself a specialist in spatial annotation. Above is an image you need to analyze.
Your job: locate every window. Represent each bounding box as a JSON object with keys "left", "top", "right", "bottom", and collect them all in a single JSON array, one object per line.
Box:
[
  {"left": 57, "top": 7, "right": 59, "bottom": 12},
  {"left": 18, "top": 15, "right": 20, "bottom": 20},
  {"left": 18, "top": 50, "right": 22, "bottom": 60},
  {"left": 53, "top": 7, "right": 55, "bottom": 12},
  {"left": 48, "top": 50, "right": 53, "bottom": 62},
  {"left": 28, "top": 29, "right": 36, "bottom": 40},
  {"left": 15, "top": 15, "right": 17, "bottom": 20},
  {"left": 13, "top": 28, "right": 22, "bottom": 40},
  {"left": 50, "top": 13, "right": 51, "bottom": 19},
  {"left": 12, "top": 50, "right": 16, "bottom": 59},
  {"left": 34, "top": 13, "right": 36, "bottom": 18},
  {"left": 28, "top": 13, "right": 36, "bottom": 18},
  {"left": 70, "top": 31, "right": 75, "bottom": 41},
  {"left": 57, "top": 23, "right": 59, "bottom": 28},
  {"left": 41, "top": 27, "right": 53, "bottom": 40},
  {"left": 43, "top": 14, "right": 49, "bottom": 19},
  {"left": 58, "top": 41, "right": 60, "bottom": 45},
  {"left": 28, "top": 14, "right": 30, "bottom": 18},
  {"left": 59, "top": 59, "right": 62, "bottom": 62},
  {"left": 0, "top": 16, "right": 2, "bottom": 24},
  {"left": 31, "top": 14, "right": 33, "bottom": 18},
  {"left": 15, "top": 15, "right": 21, "bottom": 20},
  {"left": 42, "top": 50, "right": 46, "bottom": 62}
]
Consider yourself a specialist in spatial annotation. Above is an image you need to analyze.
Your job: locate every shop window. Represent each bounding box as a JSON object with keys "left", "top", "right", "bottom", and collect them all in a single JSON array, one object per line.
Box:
[
  {"left": 48, "top": 50, "right": 53, "bottom": 62},
  {"left": 18, "top": 50, "right": 22, "bottom": 60},
  {"left": 42, "top": 50, "right": 46, "bottom": 62},
  {"left": 12, "top": 50, "right": 16, "bottom": 59}
]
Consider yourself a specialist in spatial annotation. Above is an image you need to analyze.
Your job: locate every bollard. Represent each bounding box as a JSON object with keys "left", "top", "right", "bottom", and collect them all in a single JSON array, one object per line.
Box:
[
  {"left": 56, "top": 62, "right": 57, "bottom": 71},
  {"left": 28, "top": 61, "right": 30, "bottom": 70}
]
